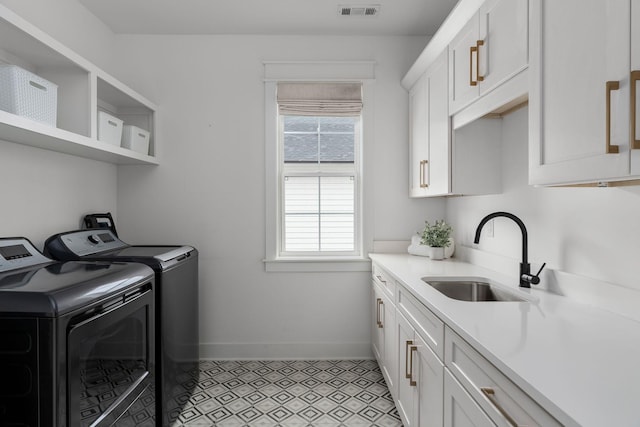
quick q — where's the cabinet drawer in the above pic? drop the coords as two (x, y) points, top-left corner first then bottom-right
(397, 286), (444, 360)
(372, 263), (396, 299)
(445, 328), (561, 427)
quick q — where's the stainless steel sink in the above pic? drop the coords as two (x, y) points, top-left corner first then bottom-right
(421, 278), (527, 302)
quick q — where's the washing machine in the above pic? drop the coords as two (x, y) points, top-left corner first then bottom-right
(0, 236), (156, 426)
(44, 229), (198, 427)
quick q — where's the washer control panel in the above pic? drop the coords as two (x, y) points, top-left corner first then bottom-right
(55, 230), (127, 256)
(0, 238), (52, 273)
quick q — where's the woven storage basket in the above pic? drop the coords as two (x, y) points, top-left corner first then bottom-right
(0, 65), (57, 126)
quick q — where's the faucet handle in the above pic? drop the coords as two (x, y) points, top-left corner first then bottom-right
(522, 262), (546, 286)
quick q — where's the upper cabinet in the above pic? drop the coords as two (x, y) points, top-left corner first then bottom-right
(409, 51), (450, 197)
(404, 0), (529, 198)
(449, 0), (529, 116)
(529, 0), (637, 185)
(408, 51), (502, 199)
(0, 5), (158, 165)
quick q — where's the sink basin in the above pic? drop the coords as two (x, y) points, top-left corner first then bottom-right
(421, 278), (527, 302)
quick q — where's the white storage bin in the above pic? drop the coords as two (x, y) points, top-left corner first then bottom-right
(122, 125), (150, 155)
(0, 64), (57, 126)
(97, 111), (123, 146)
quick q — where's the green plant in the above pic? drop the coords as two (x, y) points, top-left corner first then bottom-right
(420, 220), (452, 248)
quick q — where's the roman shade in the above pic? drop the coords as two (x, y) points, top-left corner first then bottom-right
(277, 82), (363, 116)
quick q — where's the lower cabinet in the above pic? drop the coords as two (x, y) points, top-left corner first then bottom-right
(444, 328), (561, 427)
(372, 279), (397, 398)
(444, 370), (496, 427)
(371, 262), (561, 427)
(396, 310), (444, 427)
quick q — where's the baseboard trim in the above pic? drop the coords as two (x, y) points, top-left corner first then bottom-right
(200, 342), (373, 360)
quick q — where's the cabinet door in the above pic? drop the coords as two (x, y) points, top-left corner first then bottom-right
(427, 51), (451, 196)
(396, 312), (418, 427)
(381, 290), (397, 396)
(415, 334), (444, 427)
(409, 72), (429, 197)
(449, 14), (481, 113)
(478, 0), (529, 95)
(529, 0), (631, 185)
(444, 371), (496, 427)
(630, 3), (640, 175)
(372, 284), (385, 363)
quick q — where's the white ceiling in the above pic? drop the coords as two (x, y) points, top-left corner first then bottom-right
(78, 0), (460, 36)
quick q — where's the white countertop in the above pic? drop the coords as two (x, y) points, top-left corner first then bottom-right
(369, 253), (640, 427)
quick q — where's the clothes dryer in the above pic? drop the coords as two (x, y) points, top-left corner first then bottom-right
(0, 237), (156, 426)
(44, 230), (198, 427)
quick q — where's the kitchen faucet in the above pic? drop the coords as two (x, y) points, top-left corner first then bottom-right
(473, 211), (545, 288)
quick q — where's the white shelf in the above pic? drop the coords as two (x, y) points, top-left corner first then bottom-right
(0, 4), (159, 165)
(0, 110), (158, 165)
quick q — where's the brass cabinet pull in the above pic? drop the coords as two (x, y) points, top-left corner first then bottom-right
(476, 40), (485, 82)
(420, 160), (429, 188)
(606, 81), (620, 154)
(376, 298), (383, 328)
(470, 45), (478, 86)
(409, 345), (418, 386)
(631, 71), (640, 149)
(375, 274), (387, 284)
(480, 387), (519, 427)
(405, 340), (413, 379)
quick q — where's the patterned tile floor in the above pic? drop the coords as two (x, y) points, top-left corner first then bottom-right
(175, 360), (403, 426)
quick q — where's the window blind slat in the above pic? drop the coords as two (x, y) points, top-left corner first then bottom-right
(283, 175), (355, 252)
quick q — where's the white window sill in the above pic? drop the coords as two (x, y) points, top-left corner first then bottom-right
(263, 257), (371, 272)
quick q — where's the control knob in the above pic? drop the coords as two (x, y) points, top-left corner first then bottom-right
(88, 234), (101, 244)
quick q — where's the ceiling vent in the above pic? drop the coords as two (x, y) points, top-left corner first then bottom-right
(339, 5), (380, 17)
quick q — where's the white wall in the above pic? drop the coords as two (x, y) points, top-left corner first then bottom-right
(113, 34), (445, 359)
(0, 0), (115, 70)
(0, 1), (118, 247)
(447, 107), (640, 318)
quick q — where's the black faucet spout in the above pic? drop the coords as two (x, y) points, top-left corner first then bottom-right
(474, 211), (537, 288)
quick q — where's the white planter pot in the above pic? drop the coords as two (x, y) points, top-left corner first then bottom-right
(430, 246), (445, 260)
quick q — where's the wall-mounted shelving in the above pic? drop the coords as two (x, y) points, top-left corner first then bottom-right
(0, 4), (158, 165)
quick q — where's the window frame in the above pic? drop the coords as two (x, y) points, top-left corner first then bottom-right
(263, 62), (375, 272)
(278, 114), (362, 257)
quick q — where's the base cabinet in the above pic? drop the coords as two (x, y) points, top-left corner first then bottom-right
(371, 271), (397, 398)
(445, 328), (561, 427)
(371, 260), (563, 427)
(396, 310), (444, 427)
(444, 371), (496, 427)
(396, 311), (418, 426)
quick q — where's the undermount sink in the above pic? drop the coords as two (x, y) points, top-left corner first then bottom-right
(421, 278), (527, 302)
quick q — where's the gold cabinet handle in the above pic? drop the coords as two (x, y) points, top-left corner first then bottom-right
(405, 340), (413, 379)
(606, 81), (620, 154)
(476, 40), (485, 82)
(409, 345), (418, 386)
(420, 160), (429, 188)
(631, 71), (640, 149)
(469, 45), (478, 86)
(376, 274), (386, 284)
(376, 298), (383, 328)
(480, 387), (520, 427)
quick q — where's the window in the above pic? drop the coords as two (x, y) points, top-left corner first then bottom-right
(263, 61), (374, 271)
(277, 82), (362, 258)
(281, 115), (360, 254)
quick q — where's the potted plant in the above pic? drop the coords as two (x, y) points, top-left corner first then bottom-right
(420, 220), (453, 260)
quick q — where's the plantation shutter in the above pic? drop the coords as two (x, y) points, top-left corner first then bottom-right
(277, 82), (363, 117)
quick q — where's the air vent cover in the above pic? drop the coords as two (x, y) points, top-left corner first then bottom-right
(339, 5), (380, 16)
